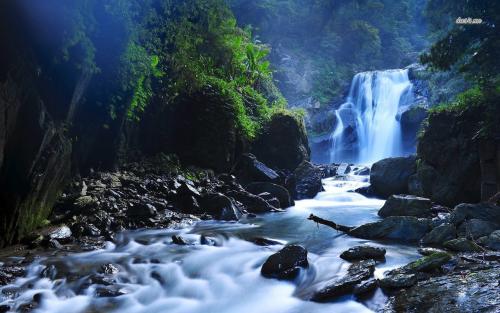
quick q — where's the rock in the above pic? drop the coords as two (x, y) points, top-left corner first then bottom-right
(248, 237), (282, 246)
(350, 216), (432, 242)
(457, 218), (498, 239)
(127, 202), (157, 217)
(444, 238), (483, 252)
(400, 105), (428, 153)
(0, 265), (25, 285)
(340, 245), (386, 261)
(485, 230), (500, 250)
(48, 239), (63, 249)
(245, 182), (294, 208)
(417, 247), (447, 256)
(73, 195), (97, 211)
(379, 273), (417, 289)
(201, 193), (242, 221)
(292, 161), (323, 200)
(261, 245), (308, 280)
(403, 252), (452, 272)
(0, 305), (10, 313)
(378, 195), (432, 218)
(252, 112), (310, 171)
(312, 260), (375, 302)
(450, 203), (500, 225)
(385, 262), (500, 312)
(99, 264), (119, 275)
(412, 108), (482, 206)
(234, 153), (280, 183)
(354, 185), (376, 197)
(172, 235), (187, 245)
(370, 156), (416, 198)
(353, 279), (378, 296)
(422, 223), (456, 245)
(227, 190), (276, 213)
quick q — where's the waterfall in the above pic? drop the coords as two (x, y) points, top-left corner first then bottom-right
(330, 69), (413, 164)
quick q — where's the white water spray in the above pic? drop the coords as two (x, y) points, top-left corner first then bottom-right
(330, 69), (413, 163)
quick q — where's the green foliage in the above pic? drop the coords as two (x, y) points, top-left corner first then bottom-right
(429, 86), (485, 114)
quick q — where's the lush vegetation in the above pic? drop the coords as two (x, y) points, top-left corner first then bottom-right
(230, 0), (428, 106)
(55, 0), (294, 140)
(422, 0), (500, 137)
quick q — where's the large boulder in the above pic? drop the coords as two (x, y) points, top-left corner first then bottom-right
(449, 203), (500, 225)
(485, 230), (500, 250)
(411, 108), (482, 206)
(245, 182), (294, 208)
(227, 190), (276, 214)
(422, 223), (457, 245)
(370, 156), (416, 198)
(200, 193), (242, 221)
(457, 218), (498, 239)
(400, 105), (428, 153)
(312, 259), (375, 302)
(252, 112), (310, 171)
(291, 161), (323, 200)
(350, 216), (432, 242)
(443, 238), (483, 252)
(233, 154), (280, 184)
(378, 195), (432, 218)
(261, 245), (308, 280)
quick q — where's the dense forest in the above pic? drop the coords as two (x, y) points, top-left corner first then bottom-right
(0, 1), (499, 312)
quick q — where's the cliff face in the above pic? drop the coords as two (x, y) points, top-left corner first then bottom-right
(410, 108), (482, 206)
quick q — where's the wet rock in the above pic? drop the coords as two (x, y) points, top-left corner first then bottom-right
(261, 245), (308, 280)
(248, 237), (282, 246)
(403, 252), (451, 272)
(95, 286), (129, 297)
(46, 225), (72, 242)
(370, 156), (416, 198)
(99, 264), (119, 275)
(227, 190), (276, 214)
(350, 216), (432, 242)
(378, 195), (432, 218)
(353, 278), (378, 296)
(379, 273), (417, 289)
(245, 182), (294, 208)
(354, 185), (376, 197)
(234, 153), (280, 183)
(340, 245), (386, 261)
(172, 235), (188, 245)
(201, 193), (242, 221)
(127, 202), (157, 217)
(48, 239), (63, 249)
(444, 238), (483, 252)
(449, 203), (500, 225)
(457, 218), (498, 239)
(422, 223), (456, 245)
(312, 259), (375, 301)
(485, 230), (500, 250)
(292, 161), (323, 200)
(385, 263), (500, 312)
(0, 265), (25, 285)
(0, 305), (10, 313)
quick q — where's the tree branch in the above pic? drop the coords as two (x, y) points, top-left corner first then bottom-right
(308, 214), (354, 233)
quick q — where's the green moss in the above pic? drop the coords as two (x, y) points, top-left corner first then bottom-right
(429, 86), (485, 114)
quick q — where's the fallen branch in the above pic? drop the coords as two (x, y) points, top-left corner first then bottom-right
(308, 214), (354, 233)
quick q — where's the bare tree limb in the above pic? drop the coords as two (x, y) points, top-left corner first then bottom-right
(307, 214), (354, 233)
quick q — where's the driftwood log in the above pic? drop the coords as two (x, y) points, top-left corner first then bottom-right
(308, 214), (354, 233)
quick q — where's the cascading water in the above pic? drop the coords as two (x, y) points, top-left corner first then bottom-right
(330, 69), (414, 164)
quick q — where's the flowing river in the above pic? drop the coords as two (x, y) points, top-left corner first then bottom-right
(0, 173), (421, 313)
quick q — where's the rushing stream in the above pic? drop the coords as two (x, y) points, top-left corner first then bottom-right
(0, 173), (421, 313)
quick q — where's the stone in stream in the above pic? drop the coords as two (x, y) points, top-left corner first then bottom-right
(340, 245), (386, 261)
(227, 190), (277, 213)
(292, 161), (324, 200)
(443, 238), (483, 252)
(245, 182), (294, 208)
(378, 194), (432, 218)
(127, 202), (158, 217)
(171, 235), (188, 245)
(421, 223), (457, 245)
(417, 247), (447, 256)
(261, 245), (308, 280)
(353, 278), (378, 296)
(349, 216), (432, 242)
(312, 259), (375, 302)
(370, 156), (416, 198)
(248, 237), (282, 246)
(234, 153), (280, 183)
